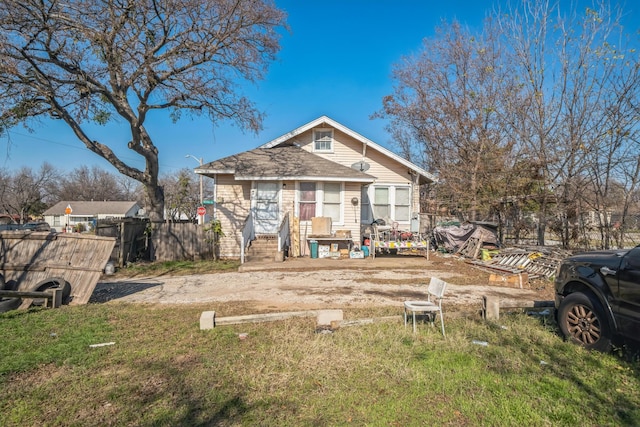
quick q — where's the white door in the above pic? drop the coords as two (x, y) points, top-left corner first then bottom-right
(252, 182), (280, 234)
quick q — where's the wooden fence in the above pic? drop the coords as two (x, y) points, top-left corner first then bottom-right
(96, 219), (216, 265)
(149, 222), (215, 262)
(96, 218), (149, 267)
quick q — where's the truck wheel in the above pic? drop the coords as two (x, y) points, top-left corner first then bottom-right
(558, 292), (612, 352)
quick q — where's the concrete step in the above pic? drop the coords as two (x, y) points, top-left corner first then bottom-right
(246, 238), (282, 262)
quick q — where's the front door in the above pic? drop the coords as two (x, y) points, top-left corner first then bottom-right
(252, 182), (280, 234)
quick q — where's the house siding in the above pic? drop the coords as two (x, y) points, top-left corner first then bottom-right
(343, 182), (362, 245)
(215, 175), (251, 258)
(298, 126), (420, 226)
(297, 128), (412, 184)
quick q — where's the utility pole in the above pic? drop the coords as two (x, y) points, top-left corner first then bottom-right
(186, 154), (204, 225)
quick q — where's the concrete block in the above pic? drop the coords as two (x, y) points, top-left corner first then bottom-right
(200, 311), (216, 330)
(483, 296), (500, 320)
(316, 309), (343, 327)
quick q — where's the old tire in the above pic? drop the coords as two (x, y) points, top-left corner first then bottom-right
(558, 292), (612, 352)
(0, 274), (22, 313)
(29, 278), (71, 306)
(0, 297), (22, 313)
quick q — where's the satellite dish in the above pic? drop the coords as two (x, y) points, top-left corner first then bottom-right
(351, 160), (370, 172)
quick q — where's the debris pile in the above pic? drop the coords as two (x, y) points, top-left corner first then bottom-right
(432, 222), (570, 281)
(466, 246), (571, 280)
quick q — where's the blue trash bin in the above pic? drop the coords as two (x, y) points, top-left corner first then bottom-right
(310, 240), (318, 258)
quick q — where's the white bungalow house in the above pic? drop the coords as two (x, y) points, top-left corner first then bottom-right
(43, 201), (141, 232)
(195, 116), (436, 259)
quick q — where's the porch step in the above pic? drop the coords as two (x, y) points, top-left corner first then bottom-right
(247, 236), (280, 262)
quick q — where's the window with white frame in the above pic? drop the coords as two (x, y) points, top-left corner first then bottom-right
(371, 185), (411, 222)
(313, 129), (333, 152)
(298, 182), (343, 223)
(373, 187), (390, 219)
(299, 182), (316, 221)
(395, 187), (411, 221)
(323, 182), (341, 223)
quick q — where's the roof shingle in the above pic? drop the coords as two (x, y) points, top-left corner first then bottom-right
(199, 146), (375, 182)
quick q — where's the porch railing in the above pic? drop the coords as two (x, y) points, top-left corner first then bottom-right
(240, 214), (255, 264)
(277, 212), (290, 255)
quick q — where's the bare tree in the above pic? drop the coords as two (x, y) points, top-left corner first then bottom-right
(0, 0), (287, 221)
(376, 20), (523, 222)
(498, 0), (639, 248)
(0, 163), (59, 222)
(161, 168), (199, 221)
(53, 165), (130, 201)
(116, 174), (145, 207)
(378, 1), (639, 248)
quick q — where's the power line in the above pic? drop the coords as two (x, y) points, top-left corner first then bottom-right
(3, 130), (188, 173)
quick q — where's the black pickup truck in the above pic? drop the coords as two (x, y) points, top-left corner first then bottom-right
(555, 246), (640, 352)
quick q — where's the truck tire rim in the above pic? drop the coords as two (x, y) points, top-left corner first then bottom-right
(566, 303), (601, 344)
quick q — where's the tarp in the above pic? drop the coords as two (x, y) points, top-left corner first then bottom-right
(432, 222), (498, 252)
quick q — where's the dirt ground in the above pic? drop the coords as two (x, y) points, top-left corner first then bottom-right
(92, 252), (556, 312)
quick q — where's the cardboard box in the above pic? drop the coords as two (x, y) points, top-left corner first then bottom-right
(311, 217), (332, 236)
(335, 229), (351, 238)
(318, 245), (330, 258)
(349, 251), (365, 259)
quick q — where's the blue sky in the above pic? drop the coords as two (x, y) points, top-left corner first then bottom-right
(0, 1), (636, 176)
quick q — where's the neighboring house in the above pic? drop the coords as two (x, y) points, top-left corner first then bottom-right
(196, 116), (437, 258)
(43, 201), (141, 232)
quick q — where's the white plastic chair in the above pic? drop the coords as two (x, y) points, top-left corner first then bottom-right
(404, 277), (448, 336)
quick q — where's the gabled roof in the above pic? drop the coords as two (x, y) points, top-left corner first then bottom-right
(260, 115), (437, 184)
(197, 145), (375, 182)
(43, 201), (140, 216)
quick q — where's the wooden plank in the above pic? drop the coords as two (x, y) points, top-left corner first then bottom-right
(0, 290), (53, 298)
(292, 216), (300, 257)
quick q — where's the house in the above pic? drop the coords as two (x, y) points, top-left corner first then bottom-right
(43, 201), (141, 232)
(196, 116), (436, 259)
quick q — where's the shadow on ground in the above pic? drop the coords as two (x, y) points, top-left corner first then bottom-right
(89, 281), (163, 303)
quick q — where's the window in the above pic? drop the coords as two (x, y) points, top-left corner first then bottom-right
(373, 187), (390, 219)
(370, 185), (411, 222)
(299, 182), (316, 221)
(313, 129), (333, 152)
(298, 182), (343, 223)
(323, 182), (341, 223)
(395, 187), (411, 221)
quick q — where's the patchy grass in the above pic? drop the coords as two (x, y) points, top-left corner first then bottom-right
(1, 304), (639, 426)
(111, 259), (240, 278)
